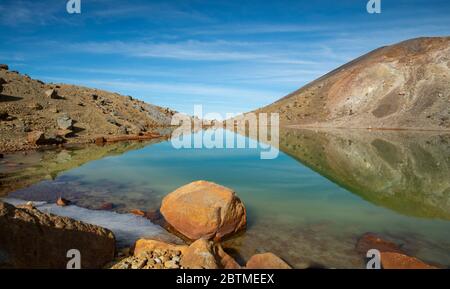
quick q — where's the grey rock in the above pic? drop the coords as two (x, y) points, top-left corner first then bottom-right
(57, 115), (74, 130)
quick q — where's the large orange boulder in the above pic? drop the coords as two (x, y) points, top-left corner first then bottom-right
(380, 252), (438, 269)
(246, 253), (292, 269)
(160, 181), (246, 241)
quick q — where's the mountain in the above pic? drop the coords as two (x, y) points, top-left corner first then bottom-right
(253, 37), (450, 130)
(0, 65), (176, 152)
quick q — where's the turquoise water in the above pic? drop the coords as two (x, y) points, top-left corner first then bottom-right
(5, 129), (450, 268)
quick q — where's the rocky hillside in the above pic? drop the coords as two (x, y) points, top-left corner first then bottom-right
(253, 37), (450, 130)
(0, 65), (176, 152)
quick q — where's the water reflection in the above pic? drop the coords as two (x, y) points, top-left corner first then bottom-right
(278, 128), (450, 220)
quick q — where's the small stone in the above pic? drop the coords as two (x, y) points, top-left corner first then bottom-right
(56, 197), (70, 207)
(154, 257), (162, 264)
(57, 115), (74, 130)
(130, 209), (146, 216)
(27, 131), (46, 145)
(164, 260), (180, 269)
(45, 89), (61, 99)
(172, 256), (181, 263)
(92, 94), (99, 101)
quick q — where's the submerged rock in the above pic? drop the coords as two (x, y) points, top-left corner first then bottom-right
(56, 197), (70, 207)
(246, 253), (292, 269)
(0, 201), (115, 268)
(160, 180), (247, 241)
(380, 252), (438, 269)
(356, 232), (404, 255)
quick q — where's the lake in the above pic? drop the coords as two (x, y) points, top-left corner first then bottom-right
(1, 128), (449, 268)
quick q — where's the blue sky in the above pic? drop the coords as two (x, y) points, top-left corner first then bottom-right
(1, 0), (449, 115)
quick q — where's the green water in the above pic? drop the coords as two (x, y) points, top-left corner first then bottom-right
(3, 128), (450, 268)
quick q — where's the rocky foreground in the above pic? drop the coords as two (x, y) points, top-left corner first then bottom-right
(0, 180), (441, 269)
(0, 64), (177, 153)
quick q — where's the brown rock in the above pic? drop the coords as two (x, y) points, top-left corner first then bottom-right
(380, 252), (438, 269)
(27, 131), (46, 145)
(0, 201), (115, 268)
(180, 239), (219, 269)
(160, 180), (247, 240)
(246, 253), (292, 269)
(0, 64), (8, 70)
(356, 233), (403, 255)
(95, 136), (106, 145)
(56, 197), (70, 207)
(130, 209), (146, 216)
(215, 243), (241, 269)
(133, 239), (187, 257)
(98, 202), (114, 210)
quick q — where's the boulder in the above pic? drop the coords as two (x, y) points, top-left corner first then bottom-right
(27, 131), (46, 145)
(380, 252), (438, 269)
(0, 201), (115, 268)
(0, 64), (8, 70)
(246, 253), (292, 269)
(57, 115), (74, 130)
(356, 233), (403, 255)
(160, 180), (247, 240)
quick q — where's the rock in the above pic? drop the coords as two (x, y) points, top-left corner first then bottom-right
(0, 153), (3, 159)
(0, 201), (115, 268)
(56, 197), (70, 207)
(57, 115), (74, 130)
(133, 239), (187, 257)
(130, 209), (146, 216)
(0, 64), (8, 70)
(246, 253), (292, 269)
(380, 252), (438, 269)
(356, 233), (403, 255)
(180, 239), (219, 269)
(215, 243), (241, 269)
(98, 202), (114, 210)
(45, 89), (61, 99)
(27, 131), (46, 145)
(91, 94), (98, 101)
(57, 129), (73, 138)
(160, 180), (247, 240)
(164, 260), (179, 269)
(95, 136), (106, 145)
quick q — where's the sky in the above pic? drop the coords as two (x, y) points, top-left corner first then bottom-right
(1, 0), (449, 116)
